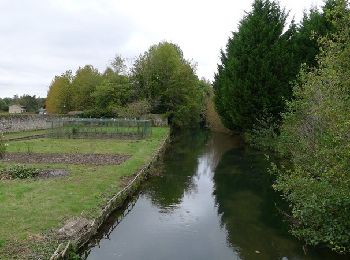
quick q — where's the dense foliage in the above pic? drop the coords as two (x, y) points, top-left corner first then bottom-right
(292, 1), (336, 68)
(45, 43), (206, 128)
(132, 42), (205, 128)
(46, 71), (73, 113)
(46, 60), (130, 115)
(214, 0), (338, 133)
(214, 0), (297, 132)
(274, 1), (350, 252)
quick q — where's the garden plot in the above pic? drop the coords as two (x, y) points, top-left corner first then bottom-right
(0, 127), (169, 259)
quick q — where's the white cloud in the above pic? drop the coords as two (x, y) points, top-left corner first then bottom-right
(0, 0), (324, 98)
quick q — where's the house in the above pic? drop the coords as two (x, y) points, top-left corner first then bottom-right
(9, 104), (26, 114)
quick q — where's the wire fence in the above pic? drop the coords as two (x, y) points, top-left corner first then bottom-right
(47, 118), (152, 139)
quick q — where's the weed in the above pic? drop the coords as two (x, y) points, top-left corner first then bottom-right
(1, 165), (40, 179)
(0, 133), (8, 159)
(24, 142), (33, 154)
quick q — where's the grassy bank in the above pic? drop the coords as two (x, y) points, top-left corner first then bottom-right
(0, 127), (169, 259)
(3, 129), (47, 140)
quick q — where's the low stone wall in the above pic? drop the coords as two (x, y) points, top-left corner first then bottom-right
(50, 132), (170, 260)
(0, 114), (55, 133)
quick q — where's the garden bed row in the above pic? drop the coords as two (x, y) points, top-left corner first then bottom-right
(1, 152), (130, 165)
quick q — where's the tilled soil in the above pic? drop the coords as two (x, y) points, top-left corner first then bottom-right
(37, 169), (69, 178)
(1, 153), (130, 165)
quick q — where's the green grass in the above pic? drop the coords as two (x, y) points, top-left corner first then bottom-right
(2, 129), (47, 140)
(0, 127), (169, 258)
(48, 126), (147, 138)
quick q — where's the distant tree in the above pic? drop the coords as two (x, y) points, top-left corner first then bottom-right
(132, 41), (203, 128)
(93, 59), (134, 109)
(36, 97), (46, 109)
(0, 98), (10, 111)
(111, 54), (128, 75)
(0, 96), (44, 113)
(71, 65), (102, 111)
(214, 0), (297, 132)
(46, 71), (72, 113)
(18, 95), (39, 112)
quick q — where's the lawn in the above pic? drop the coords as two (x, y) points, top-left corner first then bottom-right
(2, 129), (47, 140)
(0, 127), (169, 258)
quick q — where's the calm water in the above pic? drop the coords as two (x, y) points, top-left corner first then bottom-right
(81, 131), (346, 260)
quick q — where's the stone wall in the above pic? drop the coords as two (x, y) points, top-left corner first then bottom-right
(0, 114), (55, 133)
(0, 114), (168, 133)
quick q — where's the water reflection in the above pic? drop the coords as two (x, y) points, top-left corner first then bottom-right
(143, 130), (210, 208)
(82, 131), (346, 260)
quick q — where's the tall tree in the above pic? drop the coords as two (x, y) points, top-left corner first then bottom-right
(46, 71), (72, 113)
(71, 65), (102, 111)
(92, 66), (133, 111)
(132, 41), (203, 127)
(292, 1), (337, 69)
(214, 0), (298, 132)
(111, 54), (127, 75)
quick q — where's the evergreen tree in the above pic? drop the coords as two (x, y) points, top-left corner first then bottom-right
(214, 0), (298, 132)
(292, 1), (337, 69)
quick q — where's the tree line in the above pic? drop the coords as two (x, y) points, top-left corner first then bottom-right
(46, 42), (210, 128)
(0, 95), (45, 113)
(214, 0), (349, 253)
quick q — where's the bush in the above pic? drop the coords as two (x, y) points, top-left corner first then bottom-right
(1, 165), (40, 179)
(80, 107), (115, 118)
(244, 114), (279, 151)
(116, 99), (151, 118)
(274, 3), (350, 252)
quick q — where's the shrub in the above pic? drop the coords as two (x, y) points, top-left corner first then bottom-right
(1, 165), (40, 179)
(274, 3), (350, 252)
(116, 100), (151, 118)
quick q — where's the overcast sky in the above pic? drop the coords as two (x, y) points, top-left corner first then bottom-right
(0, 0), (324, 98)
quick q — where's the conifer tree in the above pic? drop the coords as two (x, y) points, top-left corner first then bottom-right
(214, 0), (297, 132)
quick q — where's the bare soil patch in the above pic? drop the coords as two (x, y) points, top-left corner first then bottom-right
(1, 153), (130, 165)
(37, 169), (69, 179)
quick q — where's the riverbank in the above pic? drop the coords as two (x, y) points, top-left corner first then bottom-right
(0, 127), (169, 259)
(82, 130), (348, 260)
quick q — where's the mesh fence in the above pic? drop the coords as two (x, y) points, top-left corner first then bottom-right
(47, 118), (152, 139)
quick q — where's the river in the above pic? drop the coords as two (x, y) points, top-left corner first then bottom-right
(81, 130), (346, 260)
